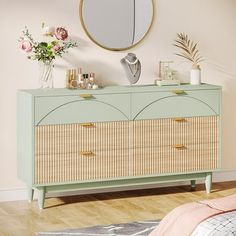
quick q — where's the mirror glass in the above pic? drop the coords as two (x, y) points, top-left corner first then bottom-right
(80, 0), (154, 51)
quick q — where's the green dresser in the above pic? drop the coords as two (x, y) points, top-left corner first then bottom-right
(17, 84), (222, 209)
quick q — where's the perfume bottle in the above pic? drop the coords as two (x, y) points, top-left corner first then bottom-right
(83, 74), (90, 89)
(77, 68), (83, 84)
(69, 69), (78, 89)
(89, 73), (95, 85)
(66, 69), (71, 88)
(85, 73), (94, 89)
(78, 73), (86, 89)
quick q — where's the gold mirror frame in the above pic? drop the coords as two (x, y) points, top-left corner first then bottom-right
(79, 0), (155, 51)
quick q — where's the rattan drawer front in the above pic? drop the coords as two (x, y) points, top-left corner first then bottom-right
(35, 121), (129, 156)
(79, 121), (129, 151)
(34, 121), (129, 184)
(132, 116), (219, 148)
(35, 149), (129, 184)
(132, 142), (219, 176)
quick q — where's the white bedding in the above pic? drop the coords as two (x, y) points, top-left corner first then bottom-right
(192, 211), (236, 236)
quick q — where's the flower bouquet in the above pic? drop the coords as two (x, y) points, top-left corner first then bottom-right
(19, 23), (78, 88)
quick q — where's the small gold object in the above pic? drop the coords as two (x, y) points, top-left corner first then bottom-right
(79, 94), (93, 99)
(66, 69), (71, 88)
(80, 151), (94, 156)
(173, 118), (186, 122)
(172, 144), (186, 149)
(66, 69), (78, 89)
(80, 123), (94, 127)
(172, 90), (185, 95)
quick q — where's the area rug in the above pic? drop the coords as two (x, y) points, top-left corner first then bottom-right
(37, 220), (159, 236)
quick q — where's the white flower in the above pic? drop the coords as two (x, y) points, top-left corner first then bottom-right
(42, 26), (55, 36)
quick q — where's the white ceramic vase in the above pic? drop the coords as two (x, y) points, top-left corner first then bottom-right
(190, 65), (201, 85)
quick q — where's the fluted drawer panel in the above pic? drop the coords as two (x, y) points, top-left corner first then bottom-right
(35, 150), (129, 184)
(34, 122), (129, 184)
(79, 121), (129, 151)
(132, 116), (219, 176)
(132, 116), (219, 148)
(35, 122), (129, 156)
(132, 142), (219, 176)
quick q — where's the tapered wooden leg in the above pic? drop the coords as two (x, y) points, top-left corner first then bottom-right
(205, 173), (212, 194)
(38, 187), (46, 210)
(28, 187), (34, 202)
(190, 180), (196, 190)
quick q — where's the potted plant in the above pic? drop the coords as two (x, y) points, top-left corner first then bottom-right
(174, 33), (204, 85)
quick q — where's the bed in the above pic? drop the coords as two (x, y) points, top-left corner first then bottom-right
(149, 194), (236, 236)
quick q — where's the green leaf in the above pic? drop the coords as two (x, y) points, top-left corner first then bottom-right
(38, 42), (48, 47)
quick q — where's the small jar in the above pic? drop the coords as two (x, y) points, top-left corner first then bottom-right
(92, 84), (99, 90)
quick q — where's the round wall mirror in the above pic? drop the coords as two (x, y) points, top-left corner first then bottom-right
(79, 0), (154, 51)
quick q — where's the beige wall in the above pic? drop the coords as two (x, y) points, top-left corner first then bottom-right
(0, 0), (236, 189)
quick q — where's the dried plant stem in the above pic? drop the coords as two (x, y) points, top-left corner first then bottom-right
(174, 33), (204, 66)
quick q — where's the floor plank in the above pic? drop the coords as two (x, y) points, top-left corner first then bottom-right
(0, 181), (236, 236)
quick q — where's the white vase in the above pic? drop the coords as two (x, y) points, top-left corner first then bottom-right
(190, 65), (201, 85)
(38, 61), (54, 88)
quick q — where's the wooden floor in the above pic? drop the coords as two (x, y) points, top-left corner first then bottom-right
(1, 181), (236, 236)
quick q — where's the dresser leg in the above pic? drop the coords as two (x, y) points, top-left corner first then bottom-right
(38, 187), (46, 209)
(28, 187), (34, 202)
(190, 180), (196, 190)
(205, 173), (212, 194)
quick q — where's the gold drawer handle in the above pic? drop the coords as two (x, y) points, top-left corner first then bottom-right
(172, 90), (185, 95)
(79, 94), (93, 99)
(173, 118), (186, 122)
(172, 144), (186, 149)
(80, 151), (94, 156)
(80, 123), (94, 127)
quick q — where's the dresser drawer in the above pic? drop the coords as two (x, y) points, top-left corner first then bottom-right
(35, 93), (130, 125)
(35, 121), (129, 156)
(132, 116), (219, 148)
(131, 89), (221, 120)
(132, 142), (219, 176)
(35, 149), (129, 184)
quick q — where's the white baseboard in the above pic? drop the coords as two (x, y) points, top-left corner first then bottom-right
(0, 188), (28, 202)
(1, 171), (236, 202)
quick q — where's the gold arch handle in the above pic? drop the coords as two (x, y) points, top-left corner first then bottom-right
(173, 118), (186, 122)
(172, 90), (185, 95)
(172, 144), (186, 149)
(80, 151), (94, 156)
(80, 123), (95, 127)
(79, 94), (93, 99)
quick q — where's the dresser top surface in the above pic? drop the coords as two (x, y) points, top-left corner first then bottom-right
(19, 83), (221, 96)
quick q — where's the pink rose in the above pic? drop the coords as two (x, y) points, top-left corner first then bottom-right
(20, 40), (32, 52)
(53, 44), (61, 52)
(54, 27), (68, 40)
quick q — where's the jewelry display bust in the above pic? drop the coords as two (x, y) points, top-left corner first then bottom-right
(121, 53), (141, 85)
